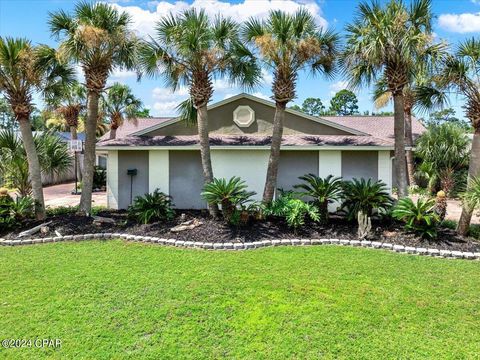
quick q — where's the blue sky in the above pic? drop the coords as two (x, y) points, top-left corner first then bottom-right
(1, 0), (479, 119)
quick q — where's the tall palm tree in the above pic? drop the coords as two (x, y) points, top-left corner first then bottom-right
(373, 70), (446, 186)
(423, 38), (480, 235)
(102, 83), (142, 140)
(46, 80), (86, 181)
(49, 1), (138, 215)
(0, 37), (74, 219)
(243, 9), (339, 203)
(139, 9), (260, 217)
(342, 0), (439, 198)
(47, 81), (86, 141)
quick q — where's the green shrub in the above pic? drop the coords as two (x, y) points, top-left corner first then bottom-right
(10, 196), (35, 221)
(93, 166), (107, 189)
(294, 174), (342, 223)
(0, 194), (34, 230)
(392, 197), (439, 239)
(264, 191), (319, 232)
(340, 178), (393, 220)
(128, 189), (175, 224)
(46, 206), (79, 217)
(201, 177), (256, 223)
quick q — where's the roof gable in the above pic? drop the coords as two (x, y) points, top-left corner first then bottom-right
(134, 93), (367, 137)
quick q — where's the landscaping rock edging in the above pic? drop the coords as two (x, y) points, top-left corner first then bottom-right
(0, 234), (479, 260)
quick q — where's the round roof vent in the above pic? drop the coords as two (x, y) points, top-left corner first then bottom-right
(233, 105), (255, 127)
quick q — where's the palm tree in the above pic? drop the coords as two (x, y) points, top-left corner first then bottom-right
(102, 83), (142, 140)
(373, 71), (446, 186)
(49, 1), (138, 215)
(243, 9), (339, 203)
(342, 0), (439, 198)
(47, 81), (86, 141)
(0, 37), (74, 219)
(425, 38), (480, 235)
(139, 9), (260, 217)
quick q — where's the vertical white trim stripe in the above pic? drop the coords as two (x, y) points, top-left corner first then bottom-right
(319, 150), (342, 212)
(148, 150), (170, 194)
(377, 151), (392, 193)
(107, 150), (119, 209)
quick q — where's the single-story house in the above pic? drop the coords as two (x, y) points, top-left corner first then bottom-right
(96, 93), (425, 209)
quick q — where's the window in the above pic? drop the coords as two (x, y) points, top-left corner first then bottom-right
(233, 105), (255, 127)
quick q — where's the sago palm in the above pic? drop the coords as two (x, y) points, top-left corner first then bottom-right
(294, 174), (342, 224)
(49, 1), (139, 215)
(139, 9), (261, 217)
(342, 0), (441, 198)
(0, 37), (74, 219)
(101, 83), (142, 140)
(243, 9), (339, 203)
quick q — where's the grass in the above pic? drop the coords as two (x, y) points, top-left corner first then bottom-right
(1, 241), (479, 359)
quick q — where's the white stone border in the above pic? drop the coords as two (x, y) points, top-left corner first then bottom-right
(0, 234), (479, 260)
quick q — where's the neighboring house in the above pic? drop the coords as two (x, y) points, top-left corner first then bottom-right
(96, 93), (426, 210)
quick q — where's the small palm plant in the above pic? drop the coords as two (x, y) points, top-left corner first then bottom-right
(201, 177), (256, 223)
(102, 83), (142, 140)
(392, 197), (439, 239)
(341, 178), (393, 238)
(294, 174), (342, 224)
(461, 177), (480, 215)
(128, 189), (175, 225)
(341, 178), (393, 220)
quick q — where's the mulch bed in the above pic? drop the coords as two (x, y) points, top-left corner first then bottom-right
(2, 210), (479, 252)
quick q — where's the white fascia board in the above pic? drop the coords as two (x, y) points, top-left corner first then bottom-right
(132, 93), (368, 136)
(97, 145), (394, 151)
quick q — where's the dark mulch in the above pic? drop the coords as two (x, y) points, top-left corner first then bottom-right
(2, 210), (479, 252)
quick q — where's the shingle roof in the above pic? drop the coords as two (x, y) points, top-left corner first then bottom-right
(99, 117), (172, 141)
(320, 116), (426, 141)
(97, 134), (393, 148)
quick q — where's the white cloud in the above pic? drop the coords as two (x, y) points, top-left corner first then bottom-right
(438, 12), (480, 33)
(113, 0), (327, 38)
(151, 86), (189, 115)
(329, 80), (348, 95)
(111, 68), (136, 79)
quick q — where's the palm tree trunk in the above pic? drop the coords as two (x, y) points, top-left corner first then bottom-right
(109, 127), (117, 140)
(197, 104), (219, 217)
(18, 117), (45, 220)
(79, 90), (99, 215)
(263, 101), (286, 203)
(405, 109), (416, 186)
(393, 94), (408, 198)
(457, 129), (480, 235)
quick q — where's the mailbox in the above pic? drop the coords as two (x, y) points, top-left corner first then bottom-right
(127, 168), (137, 176)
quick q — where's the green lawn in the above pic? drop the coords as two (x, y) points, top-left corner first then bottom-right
(1, 241), (479, 359)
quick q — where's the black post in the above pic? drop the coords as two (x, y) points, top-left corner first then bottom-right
(74, 151), (78, 195)
(130, 174), (133, 205)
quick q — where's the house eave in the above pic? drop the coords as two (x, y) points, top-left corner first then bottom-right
(96, 145), (395, 151)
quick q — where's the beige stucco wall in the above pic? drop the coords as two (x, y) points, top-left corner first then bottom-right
(146, 98), (353, 137)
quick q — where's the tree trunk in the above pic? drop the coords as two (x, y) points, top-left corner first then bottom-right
(393, 94), (408, 198)
(263, 101), (286, 203)
(404, 109), (416, 186)
(457, 129), (480, 235)
(109, 127), (117, 140)
(197, 104), (219, 217)
(79, 90), (99, 215)
(18, 117), (45, 220)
